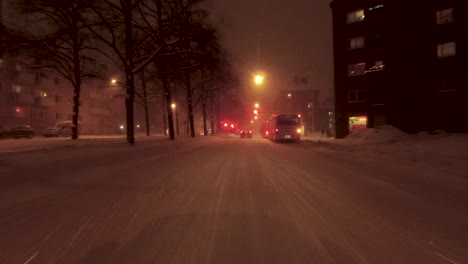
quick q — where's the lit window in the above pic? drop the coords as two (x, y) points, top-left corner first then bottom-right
(307, 102), (313, 108)
(347, 36), (365, 50)
(437, 42), (456, 58)
(346, 9), (365, 24)
(347, 63), (366, 76)
(436, 8), (454, 25)
(12, 85), (22, 93)
(36, 91), (47, 97)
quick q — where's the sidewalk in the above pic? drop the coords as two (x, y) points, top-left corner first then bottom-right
(0, 134), (167, 154)
(301, 132), (334, 141)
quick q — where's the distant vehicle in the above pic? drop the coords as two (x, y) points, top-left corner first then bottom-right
(260, 122), (269, 138)
(265, 114), (302, 142)
(0, 125), (35, 139)
(43, 121), (80, 137)
(240, 129), (253, 139)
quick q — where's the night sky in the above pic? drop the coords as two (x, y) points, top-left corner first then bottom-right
(211, 0), (334, 109)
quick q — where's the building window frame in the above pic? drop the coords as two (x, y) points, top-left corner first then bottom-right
(54, 95), (62, 103)
(12, 84), (22, 93)
(347, 36), (365, 50)
(437, 42), (456, 58)
(347, 62), (366, 76)
(436, 8), (454, 25)
(348, 90), (366, 103)
(346, 9), (365, 24)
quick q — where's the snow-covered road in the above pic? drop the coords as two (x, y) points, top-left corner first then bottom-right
(0, 132), (467, 264)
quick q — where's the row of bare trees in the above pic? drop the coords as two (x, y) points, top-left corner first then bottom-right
(2, 0), (236, 144)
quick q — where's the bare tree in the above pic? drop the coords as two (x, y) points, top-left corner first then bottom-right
(83, 0), (169, 144)
(11, 0), (97, 140)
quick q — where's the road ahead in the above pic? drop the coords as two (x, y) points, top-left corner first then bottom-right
(0, 135), (467, 264)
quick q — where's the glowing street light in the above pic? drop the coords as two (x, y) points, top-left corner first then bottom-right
(254, 74), (264, 85)
(171, 103), (176, 109)
(254, 103), (259, 108)
(111, 79), (117, 85)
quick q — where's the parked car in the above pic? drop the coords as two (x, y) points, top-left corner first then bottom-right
(1, 125), (35, 139)
(43, 121), (80, 137)
(240, 129), (253, 139)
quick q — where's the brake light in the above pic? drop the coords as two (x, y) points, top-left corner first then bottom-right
(266, 131), (269, 135)
(275, 129), (278, 132)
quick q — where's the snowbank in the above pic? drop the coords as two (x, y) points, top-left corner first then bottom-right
(312, 126), (468, 175)
(342, 125), (409, 144)
(0, 134), (166, 154)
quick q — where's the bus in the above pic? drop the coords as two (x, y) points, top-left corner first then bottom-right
(265, 114), (302, 142)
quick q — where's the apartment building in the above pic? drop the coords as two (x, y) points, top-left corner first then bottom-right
(330, 0), (468, 138)
(0, 57), (126, 134)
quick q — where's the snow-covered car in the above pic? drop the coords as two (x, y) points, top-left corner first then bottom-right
(1, 125), (35, 139)
(43, 121), (80, 137)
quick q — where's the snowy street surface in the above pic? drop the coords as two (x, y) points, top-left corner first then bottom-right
(1, 128), (467, 264)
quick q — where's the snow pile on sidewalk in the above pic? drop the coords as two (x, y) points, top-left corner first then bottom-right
(326, 126), (468, 174)
(0, 134), (166, 154)
(342, 125), (409, 144)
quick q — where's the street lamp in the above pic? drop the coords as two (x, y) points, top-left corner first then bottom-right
(171, 103), (179, 135)
(254, 74), (264, 86)
(111, 78), (117, 85)
(254, 103), (259, 108)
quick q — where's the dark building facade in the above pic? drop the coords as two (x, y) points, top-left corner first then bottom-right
(330, 0), (468, 138)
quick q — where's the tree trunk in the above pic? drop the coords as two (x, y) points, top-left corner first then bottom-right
(124, 0), (135, 145)
(71, 3), (81, 140)
(186, 73), (195, 137)
(141, 71), (150, 136)
(202, 90), (208, 136)
(125, 71), (135, 144)
(163, 76), (175, 140)
(209, 91), (215, 135)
